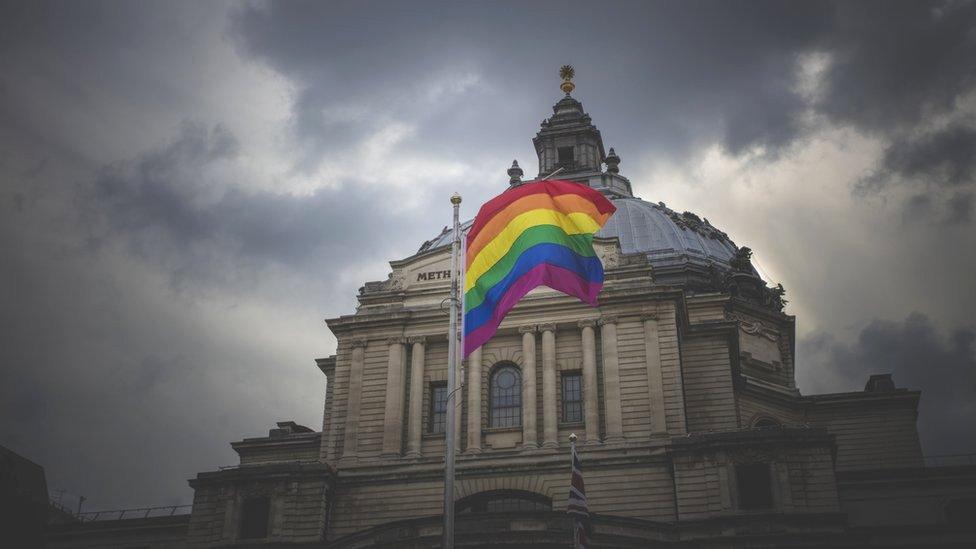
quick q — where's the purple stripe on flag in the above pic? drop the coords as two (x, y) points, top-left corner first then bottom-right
(463, 262), (602, 356)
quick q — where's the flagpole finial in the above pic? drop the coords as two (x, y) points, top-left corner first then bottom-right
(569, 433), (578, 443)
(559, 65), (575, 95)
(451, 193), (462, 205)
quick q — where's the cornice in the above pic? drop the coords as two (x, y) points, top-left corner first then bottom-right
(315, 356), (337, 376)
(189, 461), (334, 488)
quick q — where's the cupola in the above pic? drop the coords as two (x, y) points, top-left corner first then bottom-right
(532, 65), (607, 178)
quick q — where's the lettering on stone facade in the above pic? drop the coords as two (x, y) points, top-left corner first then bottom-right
(416, 270), (452, 281)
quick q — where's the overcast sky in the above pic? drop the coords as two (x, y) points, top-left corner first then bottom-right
(2, 0), (975, 511)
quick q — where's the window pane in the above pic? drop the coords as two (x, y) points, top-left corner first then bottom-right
(430, 384), (447, 433)
(736, 463), (773, 510)
(490, 365), (522, 428)
(562, 373), (582, 423)
(240, 496), (270, 539)
(457, 490), (552, 514)
(558, 146), (574, 165)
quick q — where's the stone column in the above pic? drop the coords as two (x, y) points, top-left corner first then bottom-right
(520, 325), (538, 449)
(540, 323), (558, 448)
(600, 316), (624, 443)
(342, 339), (368, 460)
(382, 337), (407, 456)
(405, 336), (426, 458)
(466, 346), (483, 453)
(579, 319), (600, 443)
(643, 313), (668, 435)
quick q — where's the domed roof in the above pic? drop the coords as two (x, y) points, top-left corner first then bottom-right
(416, 194), (742, 285)
(600, 196), (738, 271)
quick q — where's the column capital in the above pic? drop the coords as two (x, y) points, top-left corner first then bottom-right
(538, 322), (557, 333)
(598, 315), (619, 326)
(519, 324), (538, 334)
(641, 311), (658, 321)
(407, 335), (427, 345)
(386, 336), (407, 346)
(350, 339), (368, 349)
(577, 318), (598, 329)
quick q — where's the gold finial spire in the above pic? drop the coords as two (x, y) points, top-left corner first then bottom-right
(559, 64), (575, 95)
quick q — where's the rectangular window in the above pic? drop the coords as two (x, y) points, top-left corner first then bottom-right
(429, 383), (447, 434)
(239, 496), (271, 539)
(735, 463), (773, 510)
(561, 372), (583, 423)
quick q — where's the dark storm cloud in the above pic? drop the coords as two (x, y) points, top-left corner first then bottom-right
(229, 1), (976, 164)
(228, 0), (835, 164)
(860, 123), (976, 223)
(876, 124), (976, 188)
(800, 313), (976, 455)
(80, 121), (422, 293)
(819, 1), (976, 223)
(816, 0), (976, 134)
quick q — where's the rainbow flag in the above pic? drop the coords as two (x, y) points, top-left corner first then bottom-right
(463, 180), (616, 357)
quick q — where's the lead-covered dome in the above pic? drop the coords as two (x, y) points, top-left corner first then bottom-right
(598, 196), (740, 286)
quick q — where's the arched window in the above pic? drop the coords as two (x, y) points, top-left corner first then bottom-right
(490, 363), (521, 428)
(457, 490), (552, 514)
(752, 416), (781, 428)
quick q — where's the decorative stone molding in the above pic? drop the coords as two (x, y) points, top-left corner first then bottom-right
(729, 446), (774, 464)
(388, 268), (406, 290)
(386, 336), (406, 346)
(727, 314), (780, 341)
(350, 339), (368, 349)
(640, 309), (658, 321)
(406, 336), (427, 345)
(538, 323), (557, 333)
(598, 315), (619, 326)
(577, 318), (598, 329)
(595, 242), (620, 269)
(518, 324), (538, 334)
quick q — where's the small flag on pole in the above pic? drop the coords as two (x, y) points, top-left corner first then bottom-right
(463, 180), (616, 357)
(567, 434), (590, 549)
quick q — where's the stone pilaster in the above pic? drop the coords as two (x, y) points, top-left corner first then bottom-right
(642, 312), (668, 435)
(540, 323), (558, 448)
(466, 346), (483, 453)
(520, 325), (539, 449)
(600, 316), (624, 443)
(342, 339), (368, 461)
(405, 336), (426, 458)
(578, 319), (600, 444)
(382, 337), (407, 456)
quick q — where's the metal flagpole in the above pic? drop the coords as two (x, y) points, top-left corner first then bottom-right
(443, 192), (462, 549)
(443, 171), (560, 547)
(569, 433), (578, 549)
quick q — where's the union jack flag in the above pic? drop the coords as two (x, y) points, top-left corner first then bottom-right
(567, 442), (589, 549)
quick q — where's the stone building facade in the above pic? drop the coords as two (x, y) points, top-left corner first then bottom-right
(47, 74), (976, 548)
